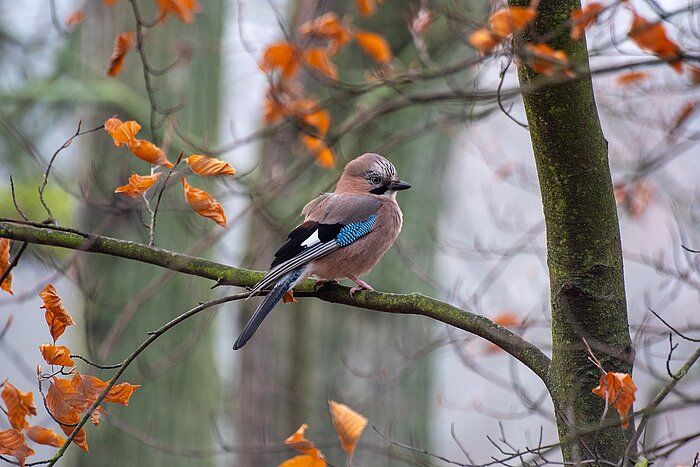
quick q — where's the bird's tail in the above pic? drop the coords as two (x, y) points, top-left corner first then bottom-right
(233, 267), (306, 350)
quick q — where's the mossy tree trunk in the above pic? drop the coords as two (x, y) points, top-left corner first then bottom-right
(508, 0), (635, 463)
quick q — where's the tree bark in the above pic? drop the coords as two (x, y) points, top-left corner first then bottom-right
(508, 0), (636, 463)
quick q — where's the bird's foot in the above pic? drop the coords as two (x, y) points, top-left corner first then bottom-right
(313, 278), (339, 291)
(348, 275), (373, 298)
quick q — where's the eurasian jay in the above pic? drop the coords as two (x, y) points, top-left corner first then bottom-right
(233, 153), (411, 349)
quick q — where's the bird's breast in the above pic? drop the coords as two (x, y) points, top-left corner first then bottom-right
(309, 201), (403, 280)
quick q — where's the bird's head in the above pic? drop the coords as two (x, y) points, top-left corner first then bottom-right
(335, 153), (411, 197)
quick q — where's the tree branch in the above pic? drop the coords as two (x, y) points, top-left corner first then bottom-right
(0, 218), (551, 386)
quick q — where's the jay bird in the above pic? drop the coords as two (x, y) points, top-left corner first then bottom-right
(233, 153), (411, 349)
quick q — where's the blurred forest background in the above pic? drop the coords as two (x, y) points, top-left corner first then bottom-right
(1, 0), (699, 466)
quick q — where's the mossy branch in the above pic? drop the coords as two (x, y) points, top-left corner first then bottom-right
(0, 218), (551, 385)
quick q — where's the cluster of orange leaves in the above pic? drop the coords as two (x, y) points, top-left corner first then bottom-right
(0, 285), (139, 466)
(260, 3), (393, 169)
(105, 117), (235, 228)
(280, 401), (368, 467)
(468, 0), (696, 80)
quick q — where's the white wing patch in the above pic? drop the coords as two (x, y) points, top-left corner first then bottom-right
(301, 230), (321, 248)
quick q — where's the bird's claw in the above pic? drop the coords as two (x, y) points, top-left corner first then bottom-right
(349, 284), (373, 299)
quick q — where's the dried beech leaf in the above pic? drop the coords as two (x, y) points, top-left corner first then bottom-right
(107, 31), (135, 77)
(1, 383), (37, 431)
(525, 43), (575, 77)
(592, 372), (637, 429)
(303, 48), (339, 80)
(0, 429), (34, 467)
(114, 173), (162, 198)
(615, 71), (649, 85)
(489, 6), (536, 38)
(570, 2), (604, 41)
(157, 0), (200, 23)
(355, 30), (393, 64)
(39, 344), (75, 367)
(628, 13), (683, 73)
(260, 43), (300, 79)
(186, 155), (236, 176)
(181, 178), (228, 228)
(127, 139), (174, 168)
(299, 13), (351, 55)
(1, 238), (12, 295)
(105, 118), (141, 148)
(39, 284), (75, 342)
(468, 28), (500, 53)
(25, 426), (65, 448)
(328, 400), (367, 461)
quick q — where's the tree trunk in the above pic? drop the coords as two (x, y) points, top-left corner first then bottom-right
(509, 0), (635, 463)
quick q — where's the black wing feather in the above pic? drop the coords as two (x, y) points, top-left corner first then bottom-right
(270, 221), (343, 268)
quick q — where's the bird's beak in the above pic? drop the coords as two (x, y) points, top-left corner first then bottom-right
(386, 180), (412, 191)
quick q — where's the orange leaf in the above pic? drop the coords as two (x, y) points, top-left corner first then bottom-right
(1, 238), (12, 295)
(0, 429), (34, 467)
(300, 109), (330, 137)
(284, 424), (324, 459)
(279, 454), (327, 467)
(107, 31), (135, 77)
(615, 70), (649, 85)
(356, 0), (375, 17)
(355, 31), (393, 64)
(103, 0), (121, 4)
(127, 139), (174, 168)
(104, 382), (140, 405)
(303, 48), (339, 80)
(114, 173), (162, 198)
(39, 344), (75, 367)
(493, 312), (520, 327)
(181, 178), (227, 228)
(570, 2), (604, 41)
(105, 118), (141, 148)
(25, 426), (65, 448)
(186, 155), (236, 176)
(260, 42), (301, 79)
(488, 5), (537, 38)
(592, 372), (637, 429)
(157, 0), (200, 23)
(299, 13), (351, 55)
(1, 383), (37, 431)
(282, 290), (296, 304)
(45, 378), (88, 452)
(468, 28), (500, 53)
(39, 284), (75, 342)
(525, 43), (575, 77)
(313, 145), (335, 169)
(65, 9), (85, 27)
(628, 13), (683, 73)
(328, 401), (367, 461)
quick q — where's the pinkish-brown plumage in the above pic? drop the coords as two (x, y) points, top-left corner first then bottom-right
(233, 153), (410, 349)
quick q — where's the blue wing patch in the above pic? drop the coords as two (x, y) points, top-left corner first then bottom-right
(335, 214), (377, 247)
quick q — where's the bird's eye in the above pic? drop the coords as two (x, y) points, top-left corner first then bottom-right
(369, 176), (381, 185)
